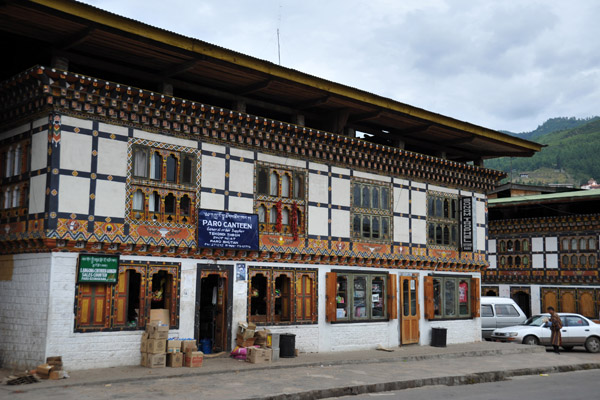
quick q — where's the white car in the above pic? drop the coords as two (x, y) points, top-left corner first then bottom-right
(491, 313), (600, 353)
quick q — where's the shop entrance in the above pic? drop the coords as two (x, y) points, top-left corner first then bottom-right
(195, 265), (233, 354)
(400, 276), (420, 345)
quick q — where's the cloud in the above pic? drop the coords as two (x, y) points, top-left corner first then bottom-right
(83, 0), (600, 133)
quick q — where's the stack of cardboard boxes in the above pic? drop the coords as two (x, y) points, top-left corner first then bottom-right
(182, 339), (203, 368)
(166, 338), (183, 368)
(141, 322), (169, 368)
(235, 323), (280, 364)
(35, 356), (67, 380)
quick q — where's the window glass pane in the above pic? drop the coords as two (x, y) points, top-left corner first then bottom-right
(515, 240), (521, 251)
(589, 238), (597, 250)
(372, 217), (380, 239)
(5, 149), (13, 177)
(274, 275), (291, 321)
(353, 215), (361, 236)
(166, 155), (177, 182)
(403, 279), (409, 316)
(444, 279), (456, 317)
(362, 216), (370, 238)
(458, 280), (469, 315)
(258, 205), (266, 223)
(571, 239), (578, 251)
(580, 255), (587, 265)
(507, 240), (513, 251)
(522, 240), (529, 251)
(282, 208), (289, 225)
(371, 276), (385, 318)
(410, 280), (417, 316)
(257, 169), (268, 195)
(353, 185), (361, 208)
(435, 198), (443, 217)
(500, 257), (505, 266)
(496, 304), (519, 317)
(133, 149), (147, 178)
(180, 195), (190, 217)
(523, 256), (529, 265)
(451, 199), (457, 219)
(443, 226), (450, 245)
(428, 223), (435, 243)
(507, 256), (513, 266)
(149, 191), (159, 212)
(181, 156), (193, 184)
(293, 173), (303, 198)
(433, 278), (442, 317)
(133, 189), (144, 211)
(562, 239), (569, 250)
(150, 152), (162, 180)
(381, 188), (389, 210)
(250, 274), (268, 317)
(372, 187), (379, 210)
(435, 225), (442, 244)
(362, 186), (370, 209)
(589, 255), (596, 266)
(481, 304), (493, 317)
(270, 207), (277, 225)
(428, 197), (435, 216)
(571, 255), (577, 265)
(336, 276), (348, 319)
(12, 188), (19, 208)
(270, 172), (278, 196)
(352, 276), (367, 318)
(443, 199), (449, 218)
(515, 256), (521, 265)
(580, 238), (587, 251)
(562, 255), (569, 266)
(281, 174), (290, 198)
(382, 218), (389, 239)
(451, 225), (457, 246)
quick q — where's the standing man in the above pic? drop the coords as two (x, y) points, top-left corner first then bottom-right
(547, 306), (562, 354)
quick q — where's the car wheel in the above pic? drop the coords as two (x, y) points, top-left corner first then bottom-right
(585, 337), (600, 353)
(523, 335), (539, 346)
(561, 345), (574, 351)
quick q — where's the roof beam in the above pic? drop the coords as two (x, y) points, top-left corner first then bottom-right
(236, 79), (272, 96)
(56, 26), (96, 50)
(161, 59), (201, 78)
(348, 110), (383, 123)
(295, 95), (330, 110)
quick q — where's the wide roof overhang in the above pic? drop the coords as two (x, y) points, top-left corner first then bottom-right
(0, 0), (542, 162)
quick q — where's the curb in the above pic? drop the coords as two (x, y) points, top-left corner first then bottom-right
(2, 346), (543, 392)
(250, 362), (600, 400)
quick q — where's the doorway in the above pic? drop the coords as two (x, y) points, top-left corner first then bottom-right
(512, 290), (531, 318)
(400, 276), (420, 344)
(195, 265), (233, 353)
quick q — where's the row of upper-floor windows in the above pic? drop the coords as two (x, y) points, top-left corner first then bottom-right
(497, 239), (530, 253)
(561, 237), (597, 252)
(1, 143), (29, 178)
(0, 186), (22, 209)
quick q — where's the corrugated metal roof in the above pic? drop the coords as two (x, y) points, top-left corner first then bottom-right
(489, 189), (600, 205)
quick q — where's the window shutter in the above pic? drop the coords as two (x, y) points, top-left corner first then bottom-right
(424, 276), (434, 320)
(471, 277), (480, 318)
(326, 272), (337, 322)
(387, 274), (397, 319)
(113, 270), (129, 326)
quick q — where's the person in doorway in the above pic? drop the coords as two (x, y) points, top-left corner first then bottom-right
(547, 306), (562, 354)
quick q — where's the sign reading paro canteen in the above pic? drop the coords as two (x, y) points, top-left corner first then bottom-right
(78, 254), (119, 283)
(197, 210), (259, 251)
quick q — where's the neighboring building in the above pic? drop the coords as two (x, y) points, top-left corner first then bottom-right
(582, 179), (600, 190)
(487, 183), (575, 199)
(485, 189), (600, 319)
(0, 1), (540, 369)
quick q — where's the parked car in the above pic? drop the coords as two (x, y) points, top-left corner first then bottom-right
(491, 313), (600, 353)
(480, 296), (527, 340)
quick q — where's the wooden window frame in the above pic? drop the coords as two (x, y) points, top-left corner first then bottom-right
(247, 267), (317, 325)
(427, 192), (459, 249)
(75, 261), (180, 332)
(350, 180), (392, 243)
(424, 275), (478, 320)
(326, 271), (393, 323)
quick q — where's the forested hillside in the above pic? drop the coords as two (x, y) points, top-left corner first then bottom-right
(486, 117), (600, 185)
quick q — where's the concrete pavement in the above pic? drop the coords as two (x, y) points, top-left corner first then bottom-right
(2, 342), (599, 399)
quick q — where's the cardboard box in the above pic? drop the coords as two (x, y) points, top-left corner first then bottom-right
(36, 363), (53, 378)
(167, 339), (182, 353)
(237, 322), (256, 340)
(181, 340), (197, 353)
(140, 332), (149, 353)
(150, 309), (170, 325)
(146, 322), (169, 340)
(147, 338), (167, 354)
(145, 353), (166, 368)
(246, 347), (272, 364)
(236, 333), (256, 347)
(140, 352), (148, 367)
(49, 370), (67, 380)
(184, 351), (204, 368)
(167, 352), (183, 368)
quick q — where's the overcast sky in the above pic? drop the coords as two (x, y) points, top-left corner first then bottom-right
(83, 0), (600, 133)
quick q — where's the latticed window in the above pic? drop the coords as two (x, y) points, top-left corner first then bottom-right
(129, 144), (197, 225)
(427, 192), (458, 248)
(351, 180), (391, 242)
(255, 164), (305, 238)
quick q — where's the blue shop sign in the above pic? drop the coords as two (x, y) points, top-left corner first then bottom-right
(197, 209), (259, 250)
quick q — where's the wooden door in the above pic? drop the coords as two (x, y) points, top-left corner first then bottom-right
(560, 289), (576, 313)
(197, 269), (230, 353)
(578, 290), (595, 319)
(400, 276), (420, 344)
(541, 289), (558, 312)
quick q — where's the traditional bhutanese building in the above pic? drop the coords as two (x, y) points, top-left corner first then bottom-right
(484, 189), (600, 319)
(0, 0), (540, 370)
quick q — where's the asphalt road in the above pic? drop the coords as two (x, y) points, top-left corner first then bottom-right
(338, 369), (600, 400)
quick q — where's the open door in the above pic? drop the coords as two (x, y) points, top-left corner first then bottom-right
(400, 276), (420, 345)
(195, 265), (233, 353)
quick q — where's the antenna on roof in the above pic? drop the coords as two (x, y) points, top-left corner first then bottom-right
(277, 3), (282, 65)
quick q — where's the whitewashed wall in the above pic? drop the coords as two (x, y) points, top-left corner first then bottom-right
(0, 254), (51, 369)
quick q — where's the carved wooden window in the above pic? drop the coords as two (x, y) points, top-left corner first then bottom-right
(424, 276), (478, 320)
(75, 261), (180, 332)
(352, 180), (392, 242)
(427, 192), (458, 248)
(248, 267), (317, 324)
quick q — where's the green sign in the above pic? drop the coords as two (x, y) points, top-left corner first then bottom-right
(78, 254), (119, 283)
